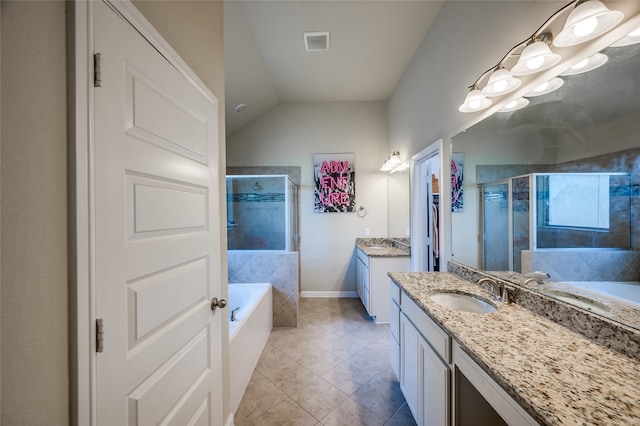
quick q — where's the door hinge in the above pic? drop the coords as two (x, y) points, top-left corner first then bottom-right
(96, 318), (104, 353)
(94, 53), (102, 87)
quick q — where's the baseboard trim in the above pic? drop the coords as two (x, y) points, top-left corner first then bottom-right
(301, 291), (359, 298)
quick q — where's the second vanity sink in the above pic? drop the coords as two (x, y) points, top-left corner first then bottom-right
(430, 292), (497, 314)
(546, 290), (611, 315)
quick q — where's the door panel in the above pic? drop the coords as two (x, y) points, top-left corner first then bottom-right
(94, 2), (222, 425)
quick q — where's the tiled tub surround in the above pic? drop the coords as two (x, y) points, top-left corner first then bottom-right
(448, 261), (640, 362)
(521, 249), (640, 282)
(356, 237), (410, 257)
(228, 251), (298, 327)
(388, 271), (640, 425)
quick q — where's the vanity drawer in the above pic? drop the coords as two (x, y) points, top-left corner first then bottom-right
(356, 248), (369, 267)
(401, 294), (450, 363)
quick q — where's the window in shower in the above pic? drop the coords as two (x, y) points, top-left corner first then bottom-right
(535, 173), (630, 249)
(226, 175), (298, 251)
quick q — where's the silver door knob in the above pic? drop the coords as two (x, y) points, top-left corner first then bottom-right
(210, 297), (227, 311)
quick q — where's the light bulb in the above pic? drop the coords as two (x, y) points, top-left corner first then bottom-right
(574, 16), (598, 37)
(629, 27), (640, 37)
(493, 80), (508, 93)
(572, 58), (590, 70)
(505, 100), (518, 109)
(534, 81), (549, 93)
(527, 56), (545, 70)
(469, 99), (481, 110)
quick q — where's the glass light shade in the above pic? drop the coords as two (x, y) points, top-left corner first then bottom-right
(499, 97), (529, 112)
(553, 0), (624, 47)
(560, 52), (608, 75)
(511, 41), (561, 76)
(481, 68), (521, 97)
(380, 151), (402, 171)
(524, 77), (564, 97)
(611, 26), (640, 47)
(458, 89), (492, 113)
(389, 161), (409, 174)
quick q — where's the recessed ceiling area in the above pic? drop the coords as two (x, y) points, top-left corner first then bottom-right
(224, 0), (445, 135)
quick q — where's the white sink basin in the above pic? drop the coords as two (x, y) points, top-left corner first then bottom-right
(429, 292), (497, 314)
(547, 290), (611, 315)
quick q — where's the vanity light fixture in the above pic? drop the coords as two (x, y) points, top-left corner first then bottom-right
(481, 67), (521, 97)
(553, 0), (623, 47)
(560, 52), (608, 75)
(458, 85), (493, 112)
(380, 151), (403, 172)
(511, 33), (561, 76)
(390, 161), (410, 174)
(499, 97), (529, 112)
(458, 0), (625, 114)
(524, 77), (564, 97)
(611, 26), (640, 47)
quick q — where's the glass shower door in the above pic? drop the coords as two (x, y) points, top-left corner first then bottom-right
(483, 182), (510, 270)
(511, 176), (530, 273)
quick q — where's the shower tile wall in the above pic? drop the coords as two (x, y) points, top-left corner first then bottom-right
(477, 147), (640, 251)
(228, 251), (299, 327)
(478, 148), (640, 280)
(522, 249), (640, 282)
(228, 177), (286, 250)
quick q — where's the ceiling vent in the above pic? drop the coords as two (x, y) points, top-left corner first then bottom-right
(303, 31), (330, 52)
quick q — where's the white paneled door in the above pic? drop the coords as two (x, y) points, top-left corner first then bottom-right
(93, 2), (223, 425)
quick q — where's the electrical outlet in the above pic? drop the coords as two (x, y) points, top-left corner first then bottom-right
(364, 228), (370, 236)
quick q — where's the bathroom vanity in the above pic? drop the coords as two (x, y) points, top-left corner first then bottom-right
(389, 271), (640, 426)
(356, 238), (410, 323)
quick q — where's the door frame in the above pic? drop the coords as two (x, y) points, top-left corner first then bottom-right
(68, 2), (220, 424)
(410, 139), (451, 272)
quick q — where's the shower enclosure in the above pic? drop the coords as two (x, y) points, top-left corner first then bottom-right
(481, 173), (631, 272)
(226, 175), (298, 251)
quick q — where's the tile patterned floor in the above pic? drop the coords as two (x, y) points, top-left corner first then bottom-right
(234, 298), (417, 426)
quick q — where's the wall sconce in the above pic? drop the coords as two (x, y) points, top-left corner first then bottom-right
(381, 151), (408, 173)
(510, 33), (561, 76)
(560, 52), (608, 75)
(553, 0), (623, 47)
(524, 77), (565, 97)
(458, 0), (629, 114)
(458, 85), (493, 112)
(481, 66), (521, 97)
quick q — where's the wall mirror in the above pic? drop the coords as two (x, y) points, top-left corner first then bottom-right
(451, 38), (640, 329)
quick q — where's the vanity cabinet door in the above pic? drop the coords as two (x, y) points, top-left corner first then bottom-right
(390, 283), (401, 379)
(356, 254), (370, 313)
(400, 312), (420, 421)
(400, 311), (450, 426)
(419, 336), (450, 426)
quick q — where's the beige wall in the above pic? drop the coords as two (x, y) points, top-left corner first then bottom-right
(227, 102), (388, 294)
(1, 0), (225, 424)
(387, 1), (565, 238)
(1, 1), (69, 424)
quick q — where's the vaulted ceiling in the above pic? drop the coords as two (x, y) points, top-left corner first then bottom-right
(224, 0), (445, 135)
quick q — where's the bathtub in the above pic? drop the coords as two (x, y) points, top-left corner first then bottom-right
(228, 283), (273, 413)
(558, 281), (640, 308)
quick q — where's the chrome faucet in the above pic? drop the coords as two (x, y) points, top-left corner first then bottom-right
(231, 307), (240, 322)
(477, 278), (501, 301)
(477, 277), (513, 304)
(521, 271), (550, 286)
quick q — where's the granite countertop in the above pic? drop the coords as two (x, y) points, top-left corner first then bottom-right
(388, 271), (640, 426)
(356, 237), (410, 257)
